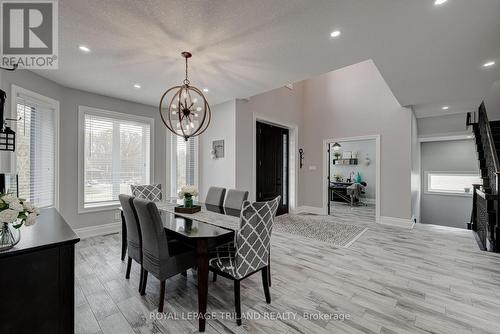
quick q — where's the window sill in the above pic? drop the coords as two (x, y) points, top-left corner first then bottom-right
(78, 202), (120, 214)
(424, 191), (473, 198)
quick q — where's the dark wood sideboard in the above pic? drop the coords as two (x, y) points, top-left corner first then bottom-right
(0, 208), (80, 334)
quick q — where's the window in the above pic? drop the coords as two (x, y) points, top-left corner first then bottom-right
(170, 134), (198, 196)
(79, 106), (153, 210)
(426, 172), (481, 195)
(14, 86), (59, 208)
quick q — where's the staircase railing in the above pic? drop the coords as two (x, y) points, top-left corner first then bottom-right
(468, 102), (500, 252)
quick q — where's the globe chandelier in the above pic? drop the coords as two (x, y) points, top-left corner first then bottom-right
(159, 52), (211, 141)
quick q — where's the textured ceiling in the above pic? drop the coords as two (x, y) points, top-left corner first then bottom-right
(33, 0), (500, 117)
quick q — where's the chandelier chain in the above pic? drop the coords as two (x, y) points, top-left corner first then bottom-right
(183, 56), (190, 85)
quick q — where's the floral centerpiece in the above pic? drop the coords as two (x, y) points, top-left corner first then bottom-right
(178, 185), (198, 208)
(0, 192), (40, 251)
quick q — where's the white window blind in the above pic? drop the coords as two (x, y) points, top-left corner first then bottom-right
(171, 135), (198, 195)
(426, 172), (481, 195)
(82, 110), (152, 208)
(15, 93), (57, 208)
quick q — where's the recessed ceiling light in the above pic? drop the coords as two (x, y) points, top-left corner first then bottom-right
(79, 45), (90, 53)
(330, 30), (341, 38)
(483, 61), (496, 68)
(133, 84), (141, 89)
(434, 0), (448, 6)
(442, 106), (449, 110)
(203, 88), (209, 92)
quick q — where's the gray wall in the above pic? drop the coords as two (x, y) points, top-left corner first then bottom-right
(417, 113), (469, 138)
(411, 110), (421, 223)
(199, 100), (236, 200)
(1, 70), (168, 230)
(485, 80), (500, 121)
(420, 139), (478, 229)
(235, 83), (305, 204)
(233, 60), (413, 220)
(300, 60), (412, 219)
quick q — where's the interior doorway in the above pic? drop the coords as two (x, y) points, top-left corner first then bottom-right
(256, 121), (289, 215)
(323, 136), (380, 223)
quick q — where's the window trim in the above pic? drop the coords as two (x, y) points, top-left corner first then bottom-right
(77, 105), (155, 213)
(11, 85), (60, 210)
(169, 132), (199, 198)
(424, 171), (480, 197)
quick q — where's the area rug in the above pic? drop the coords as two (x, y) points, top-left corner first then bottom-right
(273, 214), (368, 248)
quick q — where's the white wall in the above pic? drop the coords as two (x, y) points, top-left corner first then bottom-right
(330, 140), (376, 200)
(420, 140), (479, 229)
(199, 100), (236, 200)
(1, 70), (168, 230)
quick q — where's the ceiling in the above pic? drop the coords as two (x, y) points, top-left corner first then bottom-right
(33, 0), (500, 118)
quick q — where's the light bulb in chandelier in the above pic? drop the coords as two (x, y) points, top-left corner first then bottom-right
(159, 52), (211, 141)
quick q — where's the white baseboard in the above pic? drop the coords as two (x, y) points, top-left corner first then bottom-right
(74, 221), (121, 239)
(378, 216), (415, 229)
(293, 206), (325, 215)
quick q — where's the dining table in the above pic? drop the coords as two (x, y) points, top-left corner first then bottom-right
(120, 198), (241, 332)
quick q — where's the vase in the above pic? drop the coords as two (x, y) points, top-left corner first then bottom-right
(0, 222), (21, 251)
(184, 196), (193, 208)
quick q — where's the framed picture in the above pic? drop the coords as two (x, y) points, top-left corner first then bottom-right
(342, 151), (352, 159)
(212, 140), (224, 159)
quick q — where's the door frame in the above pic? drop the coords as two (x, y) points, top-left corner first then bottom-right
(322, 135), (381, 223)
(252, 113), (298, 212)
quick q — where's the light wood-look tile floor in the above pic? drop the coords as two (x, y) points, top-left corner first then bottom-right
(75, 213), (500, 334)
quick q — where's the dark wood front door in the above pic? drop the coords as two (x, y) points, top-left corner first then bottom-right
(256, 121), (289, 215)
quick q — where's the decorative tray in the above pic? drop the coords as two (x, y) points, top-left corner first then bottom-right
(174, 205), (201, 214)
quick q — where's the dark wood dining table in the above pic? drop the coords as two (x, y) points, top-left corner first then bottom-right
(120, 200), (239, 332)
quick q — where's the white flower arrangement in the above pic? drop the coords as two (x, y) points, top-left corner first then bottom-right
(178, 185), (199, 199)
(0, 192), (40, 228)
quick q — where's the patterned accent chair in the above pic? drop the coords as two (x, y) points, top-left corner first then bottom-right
(209, 196), (280, 326)
(205, 186), (226, 207)
(118, 194), (143, 292)
(130, 184), (162, 201)
(133, 198), (197, 312)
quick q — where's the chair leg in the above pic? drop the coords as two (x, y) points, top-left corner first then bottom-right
(138, 267), (144, 293)
(268, 253), (272, 287)
(261, 267), (271, 304)
(234, 280), (241, 326)
(213, 272), (217, 282)
(140, 270), (148, 296)
(158, 280), (166, 313)
(125, 257), (132, 279)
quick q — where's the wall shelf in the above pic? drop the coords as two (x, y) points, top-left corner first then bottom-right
(333, 158), (358, 165)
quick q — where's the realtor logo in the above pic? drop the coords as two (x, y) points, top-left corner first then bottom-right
(1, 0), (58, 69)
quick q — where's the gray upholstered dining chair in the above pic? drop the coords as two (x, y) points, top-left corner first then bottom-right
(209, 196), (280, 326)
(133, 198), (197, 312)
(130, 184), (163, 201)
(118, 194), (143, 292)
(205, 186), (226, 207)
(224, 189), (249, 210)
